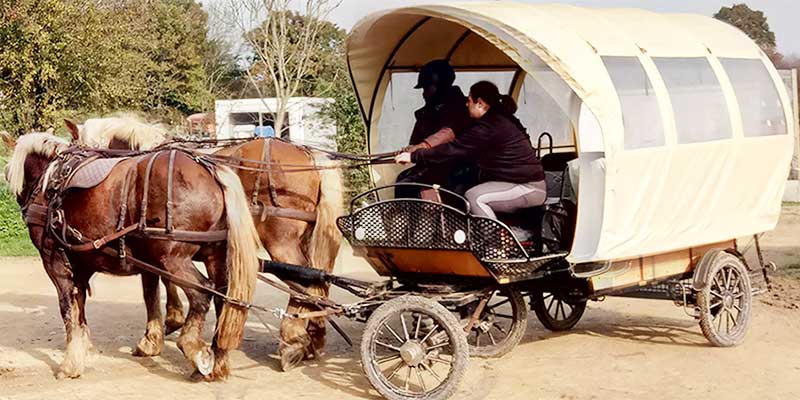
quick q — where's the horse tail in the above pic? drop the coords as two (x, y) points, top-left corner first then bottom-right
(214, 165), (261, 350)
(307, 152), (344, 278)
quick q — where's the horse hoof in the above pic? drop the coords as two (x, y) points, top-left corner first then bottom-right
(133, 338), (162, 357)
(193, 347), (215, 377)
(280, 347), (305, 372)
(56, 366), (82, 380)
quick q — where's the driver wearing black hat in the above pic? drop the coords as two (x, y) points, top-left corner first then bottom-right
(395, 59), (475, 200)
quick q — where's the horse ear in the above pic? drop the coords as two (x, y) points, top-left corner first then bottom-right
(64, 118), (80, 141)
(0, 131), (15, 150)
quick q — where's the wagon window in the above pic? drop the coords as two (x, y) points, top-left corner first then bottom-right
(653, 57), (732, 144)
(375, 70), (515, 153)
(602, 56), (665, 149)
(720, 58), (787, 137)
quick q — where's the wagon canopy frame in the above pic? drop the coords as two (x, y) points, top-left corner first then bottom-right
(347, 2), (794, 264)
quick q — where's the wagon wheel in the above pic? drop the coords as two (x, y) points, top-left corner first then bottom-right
(463, 288), (527, 358)
(531, 290), (586, 331)
(361, 296), (469, 400)
(696, 252), (752, 347)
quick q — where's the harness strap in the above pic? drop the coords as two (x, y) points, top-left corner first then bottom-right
(251, 139), (267, 206)
(66, 224), (140, 252)
(139, 152), (159, 230)
(165, 150), (177, 233)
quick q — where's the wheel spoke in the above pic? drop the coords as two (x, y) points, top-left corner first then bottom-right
(488, 331), (497, 345)
(404, 364), (412, 391)
(400, 314), (410, 341)
(492, 323), (507, 335)
(416, 366), (427, 392)
(427, 341), (451, 351)
(488, 298), (510, 310)
(383, 324), (404, 344)
(560, 301), (568, 320)
(494, 313), (514, 319)
(421, 324), (439, 344)
(733, 304), (743, 312)
(713, 276), (723, 291)
(709, 300), (723, 310)
(385, 360), (405, 381)
(376, 354), (402, 364)
(414, 314), (422, 340)
(547, 296), (556, 315)
(724, 268), (732, 291)
(376, 340), (402, 352)
(728, 309), (738, 328)
(427, 355), (452, 365)
(420, 361), (443, 383)
(729, 273), (740, 292)
(710, 290), (724, 299)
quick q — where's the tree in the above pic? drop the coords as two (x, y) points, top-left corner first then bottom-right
(0, 0), (107, 135)
(714, 4), (782, 64)
(0, 0), (221, 135)
(226, 0), (342, 136)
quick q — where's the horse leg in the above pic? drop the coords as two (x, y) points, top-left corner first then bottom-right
(163, 279), (185, 335)
(167, 258), (215, 381)
(266, 241), (314, 372)
(44, 257), (92, 379)
(200, 245), (232, 380)
(133, 272), (164, 357)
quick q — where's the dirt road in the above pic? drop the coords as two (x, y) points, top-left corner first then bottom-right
(2, 208), (800, 399)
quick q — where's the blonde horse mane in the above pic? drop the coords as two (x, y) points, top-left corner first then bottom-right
(79, 113), (168, 150)
(4, 132), (70, 195)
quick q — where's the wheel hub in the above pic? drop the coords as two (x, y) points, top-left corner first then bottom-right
(722, 292), (734, 309)
(399, 341), (425, 366)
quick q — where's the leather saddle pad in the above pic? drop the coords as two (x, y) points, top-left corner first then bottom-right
(66, 157), (128, 190)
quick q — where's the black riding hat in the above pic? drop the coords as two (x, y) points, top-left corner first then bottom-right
(415, 59), (456, 89)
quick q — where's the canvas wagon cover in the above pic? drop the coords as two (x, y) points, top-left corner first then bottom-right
(347, 2), (794, 263)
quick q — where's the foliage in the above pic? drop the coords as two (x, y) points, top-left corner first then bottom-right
(714, 4), (782, 64)
(0, 0), (228, 135)
(0, 155), (35, 256)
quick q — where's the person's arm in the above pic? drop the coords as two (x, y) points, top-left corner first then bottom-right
(411, 121), (491, 166)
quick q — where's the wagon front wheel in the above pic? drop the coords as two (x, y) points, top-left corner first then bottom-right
(531, 290), (586, 331)
(361, 296), (469, 400)
(463, 288), (527, 358)
(696, 252), (752, 347)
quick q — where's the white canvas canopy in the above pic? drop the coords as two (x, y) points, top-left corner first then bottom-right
(347, 2), (794, 264)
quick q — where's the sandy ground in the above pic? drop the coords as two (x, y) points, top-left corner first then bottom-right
(2, 208), (800, 399)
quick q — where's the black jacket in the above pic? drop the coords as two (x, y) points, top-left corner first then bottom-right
(411, 111), (544, 184)
(408, 86), (471, 145)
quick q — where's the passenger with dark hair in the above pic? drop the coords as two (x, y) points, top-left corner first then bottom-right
(394, 59), (475, 200)
(396, 80), (546, 219)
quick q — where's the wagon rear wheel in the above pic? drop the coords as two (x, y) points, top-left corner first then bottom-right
(463, 288), (527, 358)
(696, 252), (752, 347)
(361, 296), (469, 400)
(531, 290), (586, 331)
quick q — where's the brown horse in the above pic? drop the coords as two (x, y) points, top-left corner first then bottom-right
(68, 117), (344, 371)
(2, 131), (261, 380)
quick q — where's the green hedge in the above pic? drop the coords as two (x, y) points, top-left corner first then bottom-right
(0, 154), (36, 256)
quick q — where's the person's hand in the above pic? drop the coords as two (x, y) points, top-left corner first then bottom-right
(402, 143), (429, 153)
(395, 152), (412, 164)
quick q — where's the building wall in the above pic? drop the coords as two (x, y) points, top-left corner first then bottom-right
(214, 97), (337, 151)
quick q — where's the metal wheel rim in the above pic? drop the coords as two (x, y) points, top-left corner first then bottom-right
(542, 292), (576, 321)
(369, 310), (456, 396)
(708, 264), (748, 337)
(467, 290), (517, 348)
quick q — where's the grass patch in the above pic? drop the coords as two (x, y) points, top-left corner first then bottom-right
(0, 173), (37, 256)
(783, 263), (800, 279)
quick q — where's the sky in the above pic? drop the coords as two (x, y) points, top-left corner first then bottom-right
(315, 0), (800, 56)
